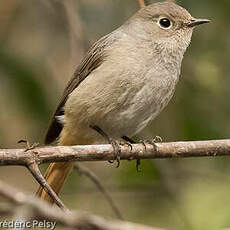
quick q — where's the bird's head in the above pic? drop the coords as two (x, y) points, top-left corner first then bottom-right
(125, 2), (210, 53)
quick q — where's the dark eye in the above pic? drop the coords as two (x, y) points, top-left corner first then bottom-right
(158, 18), (172, 29)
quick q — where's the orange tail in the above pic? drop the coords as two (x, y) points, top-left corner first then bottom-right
(36, 130), (93, 204)
(36, 162), (74, 204)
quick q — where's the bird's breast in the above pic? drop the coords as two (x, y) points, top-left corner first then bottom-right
(63, 40), (181, 140)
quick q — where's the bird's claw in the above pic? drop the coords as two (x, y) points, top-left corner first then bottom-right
(153, 135), (163, 143)
(119, 140), (133, 152)
(140, 136), (162, 152)
(136, 159), (141, 172)
(109, 139), (121, 168)
(140, 140), (148, 151)
(90, 125), (122, 167)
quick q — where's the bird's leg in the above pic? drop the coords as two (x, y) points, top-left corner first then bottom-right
(122, 136), (141, 172)
(90, 125), (121, 168)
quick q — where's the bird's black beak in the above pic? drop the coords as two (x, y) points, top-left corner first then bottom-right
(187, 18), (210, 27)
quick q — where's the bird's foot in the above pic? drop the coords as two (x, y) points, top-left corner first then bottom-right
(108, 138), (121, 168)
(90, 125), (121, 167)
(140, 136), (162, 152)
(122, 136), (141, 172)
(119, 138), (133, 152)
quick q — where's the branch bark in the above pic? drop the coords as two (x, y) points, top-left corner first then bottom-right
(0, 180), (163, 230)
(1, 139), (230, 166)
(28, 162), (68, 212)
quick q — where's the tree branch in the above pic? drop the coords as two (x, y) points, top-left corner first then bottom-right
(0, 180), (163, 230)
(1, 139), (229, 228)
(28, 162), (68, 212)
(1, 139), (230, 166)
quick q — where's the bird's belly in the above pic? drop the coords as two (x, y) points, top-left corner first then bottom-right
(63, 70), (178, 144)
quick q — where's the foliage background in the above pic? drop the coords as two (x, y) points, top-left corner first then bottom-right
(0, 0), (230, 229)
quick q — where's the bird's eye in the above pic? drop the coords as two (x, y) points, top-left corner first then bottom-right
(158, 18), (172, 29)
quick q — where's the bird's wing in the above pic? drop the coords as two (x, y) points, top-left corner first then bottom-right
(45, 33), (117, 144)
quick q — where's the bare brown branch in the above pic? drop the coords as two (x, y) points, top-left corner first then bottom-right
(1, 139), (229, 229)
(28, 162), (68, 212)
(0, 180), (163, 230)
(75, 164), (123, 220)
(1, 139), (230, 166)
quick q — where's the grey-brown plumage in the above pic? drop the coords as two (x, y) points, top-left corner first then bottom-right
(37, 1), (209, 204)
(45, 1), (209, 145)
(45, 33), (114, 144)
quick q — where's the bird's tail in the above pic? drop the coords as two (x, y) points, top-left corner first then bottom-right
(36, 162), (74, 204)
(36, 129), (93, 204)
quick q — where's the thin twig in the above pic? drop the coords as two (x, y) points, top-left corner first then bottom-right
(138, 0), (146, 8)
(0, 180), (163, 230)
(75, 164), (123, 220)
(27, 162), (68, 212)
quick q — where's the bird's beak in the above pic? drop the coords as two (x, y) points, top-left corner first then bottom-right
(187, 18), (210, 27)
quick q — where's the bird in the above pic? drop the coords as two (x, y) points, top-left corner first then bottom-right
(36, 1), (210, 204)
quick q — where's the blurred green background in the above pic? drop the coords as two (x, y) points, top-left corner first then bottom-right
(0, 0), (230, 229)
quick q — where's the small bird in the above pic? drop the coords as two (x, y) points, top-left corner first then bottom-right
(36, 1), (210, 203)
